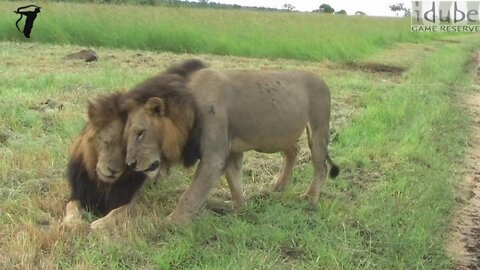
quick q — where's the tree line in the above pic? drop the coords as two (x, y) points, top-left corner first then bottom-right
(46, 0), (370, 14)
(47, 0), (409, 16)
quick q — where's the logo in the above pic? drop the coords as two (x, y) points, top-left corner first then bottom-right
(411, 1), (480, 32)
(14, 5), (41, 38)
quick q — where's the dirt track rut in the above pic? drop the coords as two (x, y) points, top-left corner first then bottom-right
(449, 54), (480, 270)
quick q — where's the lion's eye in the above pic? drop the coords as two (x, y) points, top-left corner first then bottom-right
(137, 130), (145, 141)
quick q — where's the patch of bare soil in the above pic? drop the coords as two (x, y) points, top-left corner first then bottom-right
(439, 39), (462, 44)
(344, 62), (407, 74)
(449, 55), (480, 269)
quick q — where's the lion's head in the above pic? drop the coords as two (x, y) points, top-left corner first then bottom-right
(124, 81), (199, 176)
(123, 94), (198, 179)
(120, 59), (206, 177)
(70, 93), (127, 183)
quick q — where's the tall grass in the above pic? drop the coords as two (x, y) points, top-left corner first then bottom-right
(0, 2), (440, 61)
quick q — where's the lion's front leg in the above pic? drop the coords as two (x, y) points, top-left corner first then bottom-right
(225, 152), (245, 210)
(90, 203), (132, 230)
(62, 200), (86, 229)
(204, 152), (246, 214)
(167, 156), (226, 225)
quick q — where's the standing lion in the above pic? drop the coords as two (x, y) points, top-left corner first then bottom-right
(122, 63), (339, 225)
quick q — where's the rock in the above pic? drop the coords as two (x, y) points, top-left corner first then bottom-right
(65, 49), (98, 62)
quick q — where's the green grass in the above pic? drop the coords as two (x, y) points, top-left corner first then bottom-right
(332, 41), (477, 268)
(0, 34), (479, 268)
(0, 1), (442, 61)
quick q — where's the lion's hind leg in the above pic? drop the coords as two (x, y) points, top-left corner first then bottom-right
(273, 144), (299, 192)
(302, 123), (329, 204)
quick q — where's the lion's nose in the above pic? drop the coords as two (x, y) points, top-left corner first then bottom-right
(145, 160), (160, 172)
(107, 166), (120, 175)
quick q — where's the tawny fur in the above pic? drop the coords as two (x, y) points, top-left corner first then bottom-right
(122, 63), (340, 225)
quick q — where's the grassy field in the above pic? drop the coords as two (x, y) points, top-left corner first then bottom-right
(0, 2), (442, 61)
(1, 32), (479, 268)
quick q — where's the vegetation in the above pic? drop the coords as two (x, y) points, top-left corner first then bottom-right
(1, 2), (441, 62)
(1, 33), (478, 268)
(389, 3), (411, 17)
(44, 0), (285, 11)
(316, 3), (335, 14)
(1, 1), (479, 268)
(282, 3), (295, 12)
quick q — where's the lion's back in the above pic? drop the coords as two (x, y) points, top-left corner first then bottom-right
(188, 69), (330, 153)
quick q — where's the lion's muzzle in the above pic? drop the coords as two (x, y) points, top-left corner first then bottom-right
(127, 160), (160, 173)
(96, 166), (124, 183)
(145, 160), (160, 172)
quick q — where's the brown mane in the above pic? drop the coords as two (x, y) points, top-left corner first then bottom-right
(67, 92), (147, 217)
(66, 59), (206, 217)
(69, 92), (125, 178)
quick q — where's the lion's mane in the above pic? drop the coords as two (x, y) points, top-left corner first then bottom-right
(122, 59), (207, 169)
(67, 93), (146, 216)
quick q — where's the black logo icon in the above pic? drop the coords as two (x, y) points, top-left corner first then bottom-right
(14, 5), (41, 38)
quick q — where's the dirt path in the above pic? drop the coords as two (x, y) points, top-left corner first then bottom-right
(449, 55), (480, 269)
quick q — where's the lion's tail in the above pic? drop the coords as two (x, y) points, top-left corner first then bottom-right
(327, 153), (340, 178)
(165, 58), (207, 78)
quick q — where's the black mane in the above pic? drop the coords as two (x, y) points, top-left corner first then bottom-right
(65, 59), (206, 217)
(67, 156), (147, 217)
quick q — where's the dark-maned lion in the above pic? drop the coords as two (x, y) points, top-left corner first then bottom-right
(62, 92), (148, 230)
(62, 59), (207, 230)
(123, 64), (339, 225)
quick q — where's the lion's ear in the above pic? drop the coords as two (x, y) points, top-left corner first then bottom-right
(146, 97), (166, 116)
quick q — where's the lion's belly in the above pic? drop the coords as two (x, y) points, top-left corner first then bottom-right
(229, 122), (306, 153)
(230, 132), (303, 153)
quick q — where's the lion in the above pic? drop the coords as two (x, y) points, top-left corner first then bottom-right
(62, 59), (207, 230)
(122, 64), (340, 225)
(62, 92), (148, 230)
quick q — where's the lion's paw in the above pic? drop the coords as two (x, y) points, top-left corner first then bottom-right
(272, 180), (288, 192)
(205, 198), (236, 214)
(90, 217), (113, 231)
(164, 212), (191, 226)
(156, 215), (179, 233)
(61, 217), (88, 231)
(299, 192), (319, 205)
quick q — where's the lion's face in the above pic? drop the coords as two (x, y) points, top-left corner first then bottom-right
(94, 118), (126, 183)
(124, 95), (194, 178)
(124, 98), (164, 178)
(85, 93), (128, 184)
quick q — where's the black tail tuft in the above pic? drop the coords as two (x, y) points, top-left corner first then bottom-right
(165, 59), (207, 78)
(329, 164), (340, 178)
